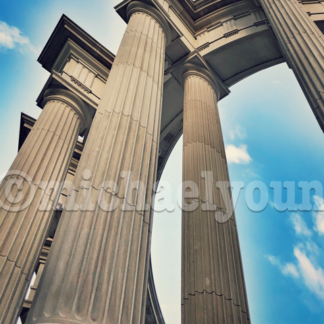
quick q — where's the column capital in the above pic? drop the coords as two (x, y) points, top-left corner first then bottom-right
(42, 88), (92, 133)
(126, 1), (172, 46)
(181, 63), (221, 100)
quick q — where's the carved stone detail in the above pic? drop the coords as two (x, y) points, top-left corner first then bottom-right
(25, 4), (170, 324)
(0, 89), (89, 324)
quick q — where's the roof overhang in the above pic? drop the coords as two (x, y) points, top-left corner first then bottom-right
(38, 14), (115, 73)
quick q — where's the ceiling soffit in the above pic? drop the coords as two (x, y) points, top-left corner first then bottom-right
(178, 0), (245, 20)
(167, 0), (261, 33)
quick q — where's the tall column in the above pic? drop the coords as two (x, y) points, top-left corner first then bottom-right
(181, 64), (250, 324)
(260, 0), (324, 130)
(0, 88), (91, 324)
(26, 2), (171, 324)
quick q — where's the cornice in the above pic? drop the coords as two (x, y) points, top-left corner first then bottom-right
(38, 14), (115, 73)
(165, 0), (258, 34)
(166, 0), (196, 34)
(195, 0), (258, 30)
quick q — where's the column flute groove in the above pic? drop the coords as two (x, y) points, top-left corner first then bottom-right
(0, 88), (91, 324)
(25, 2), (171, 324)
(181, 64), (250, 324)
(260, 0), (324, 130)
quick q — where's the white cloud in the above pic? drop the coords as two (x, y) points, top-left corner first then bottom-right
(314, 214), (324, 235)
(225, 144), (252, 165)
(266, 255), (299, 278)
(242, 168), (260, 180)
(306, 241), (320, 255)
(314, 196), (324, 211)
(282, 263), (299, 278)
(267, 204), (324, 301)
(267, 254), (280, 266)
(290, 213), (312, 236)
(229, 125), (246, 140)
(294, 247), (324, 300)
(313, 196), (324, 235)
(0, 21), (36, 53)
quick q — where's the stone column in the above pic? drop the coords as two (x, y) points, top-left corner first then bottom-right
(181, 64), (250, 324)
(260, 0), (324, 130)
(0, 88), (91, 324)
(26, 2), (171, 324)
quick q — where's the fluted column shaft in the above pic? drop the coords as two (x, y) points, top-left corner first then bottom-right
(26, 3), (170, 324)
(181, 69), (250, 324)
(260, 0), (324, 129)
(0, 88), (88, 324)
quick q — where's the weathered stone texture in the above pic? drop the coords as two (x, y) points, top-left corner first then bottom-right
(0, 93), (84, 324)
(26, 8), (168, 324)
(181, 72), (250, 324)
(261, 0), (324, 129)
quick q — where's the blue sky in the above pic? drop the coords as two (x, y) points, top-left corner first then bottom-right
(1, 1), (324, 324)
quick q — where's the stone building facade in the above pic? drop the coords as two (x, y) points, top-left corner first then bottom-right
(0, 0), (323, 323)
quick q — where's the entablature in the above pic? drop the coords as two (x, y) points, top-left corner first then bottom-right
(53, 39), (109, 104)
(36, 15), (115, 117)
